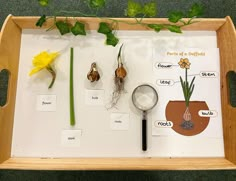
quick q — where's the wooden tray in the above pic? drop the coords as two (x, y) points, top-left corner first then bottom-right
(0, 15), (235, 170)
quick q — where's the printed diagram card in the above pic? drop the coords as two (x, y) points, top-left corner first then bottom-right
(152, 48), (223, 138)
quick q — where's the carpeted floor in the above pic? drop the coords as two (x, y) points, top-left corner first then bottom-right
(0, 0), (236, 180)
(0, 170), (236, 181)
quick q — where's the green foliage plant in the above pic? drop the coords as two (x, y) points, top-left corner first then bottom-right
(36, 0), (204, 47)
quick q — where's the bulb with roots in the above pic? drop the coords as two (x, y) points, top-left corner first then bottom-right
(181, 107), (194, 130)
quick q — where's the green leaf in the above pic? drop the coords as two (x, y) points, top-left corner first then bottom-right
(189, 84), (195, 99)
(55, 21), (71, 35)
(189, 76), (196, 90)
(143, 1), (157, 17)
(167, 25), (182, 33)
(126, 0), (142, 17)
(148, 24), (163, 32)
(168, 11), (184, 23)
(71, 21), (86, 36)
(89, 0), (105, 9)
(186, 81), (189, 95)
(38, 0), (49, 7)
(180, 76), (184, 89)
(106, 32), (119, 47)
(188, 3), (204, 18)
(98, 22), (118, 46)
(180, 76), (187, 101)
(36, 15), (46, 27)
(97, 22), (112, 34)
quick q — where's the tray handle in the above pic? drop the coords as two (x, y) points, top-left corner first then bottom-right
(227, 71), (236, 107)
(0, 15), (21, 108)
(0, 31), (9, 107)
(0, 15), (22, 163)
(226, 21), (236, 108)
(0, 69), (10, 108)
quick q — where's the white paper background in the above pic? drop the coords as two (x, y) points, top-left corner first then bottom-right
(11, 30), (224, 158)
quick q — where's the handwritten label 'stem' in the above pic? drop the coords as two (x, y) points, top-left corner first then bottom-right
(61, 130), (82, 147)
(36, 95), (57, 112)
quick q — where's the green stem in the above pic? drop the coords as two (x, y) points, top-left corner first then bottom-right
(46, 16), (57, 31)
(135, 16), (145, 24)
(55, 10), (96, 17)
(46, 66), (56, 89)
(185, 68), (188, 83)
(179, 17), (198, 28)
(185, 68), (189, 107)
(117, 44), (123, 66)
(70, 47), (75, 126)
(99, 17), (146, 26)
(179, 19), (187, 25)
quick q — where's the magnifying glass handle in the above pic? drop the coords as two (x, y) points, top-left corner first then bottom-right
(142, 119), (147, 151)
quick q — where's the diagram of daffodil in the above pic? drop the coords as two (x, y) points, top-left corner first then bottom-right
(165, 57), (211, 136)
(178, 58), (196, 129)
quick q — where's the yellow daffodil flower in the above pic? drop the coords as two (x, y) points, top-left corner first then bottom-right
(178, 58), (191, 69)
(29, 51), (59, 88)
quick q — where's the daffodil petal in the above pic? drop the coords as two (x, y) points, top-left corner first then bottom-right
(29, 67), (43, 76)
(32, 51), (59, 67)
(185, 65), (190, 69)
(183, 59), (189, 63)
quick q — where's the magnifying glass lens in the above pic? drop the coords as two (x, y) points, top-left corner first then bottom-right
(132, 85), (158, 111)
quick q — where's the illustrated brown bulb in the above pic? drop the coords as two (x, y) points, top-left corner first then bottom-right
(87, 62), (100, 82)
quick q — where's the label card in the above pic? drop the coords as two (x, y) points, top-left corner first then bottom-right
(154, 120), (173, 128)
(110, 113), (129, 130)
(85, 89), (104, 106)
(152, 120), (174, 136)
(61, 130), (82, 147)
(156, 79), (174, 86)
(36, 95), (57, 112)
(198, 110), (218, 117)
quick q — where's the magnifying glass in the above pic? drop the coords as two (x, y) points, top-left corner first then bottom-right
(132, 84), (158, 151)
